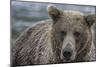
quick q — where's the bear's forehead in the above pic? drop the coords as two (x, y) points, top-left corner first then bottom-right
(64, 11), (84, 16)
(54, 21), (86, 32)
(59, 11), (86, 26)
(54, 11), (87, 31)
(63, 11), (84, 20)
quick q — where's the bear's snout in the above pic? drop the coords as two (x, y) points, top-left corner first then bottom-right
(62, 45), (73, 60)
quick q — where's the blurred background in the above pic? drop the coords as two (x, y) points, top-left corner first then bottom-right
(11, 1), (96, 43)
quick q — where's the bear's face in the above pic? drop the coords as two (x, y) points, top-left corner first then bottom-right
(48, 5), (95, 62)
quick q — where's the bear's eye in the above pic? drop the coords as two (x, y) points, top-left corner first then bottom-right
(74, 31), (80, 37)
(60, 31), (66, 36)
(60, 31), (66, 41)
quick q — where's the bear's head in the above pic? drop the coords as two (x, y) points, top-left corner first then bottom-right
(48, 5), (95, 62)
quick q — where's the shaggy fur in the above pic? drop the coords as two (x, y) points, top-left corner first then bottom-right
(11, 5), (96, 66)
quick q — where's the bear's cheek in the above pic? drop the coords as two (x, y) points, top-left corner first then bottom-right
(75, 34), (88, 53)
(75, 37), (83, 52)
(53, 32), (64, 48)
(75, 43), (81, 53)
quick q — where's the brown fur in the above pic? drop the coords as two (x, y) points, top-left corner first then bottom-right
(11, 5), (96, 66)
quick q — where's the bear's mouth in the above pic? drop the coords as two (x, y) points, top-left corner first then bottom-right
(61, 58), (72, 63)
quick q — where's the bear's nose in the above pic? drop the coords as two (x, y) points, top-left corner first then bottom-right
(63, 48), (72, 59)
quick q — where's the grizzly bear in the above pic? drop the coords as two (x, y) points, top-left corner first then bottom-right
(11, 5), (96, 66)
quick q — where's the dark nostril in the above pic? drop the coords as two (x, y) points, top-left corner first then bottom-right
(63, 50), (72, 59)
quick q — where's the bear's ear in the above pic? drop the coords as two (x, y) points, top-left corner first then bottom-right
(47, 5), (63, 22)
(85, 14), (96, 27)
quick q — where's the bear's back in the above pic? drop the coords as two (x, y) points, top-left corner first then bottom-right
(12, 19), (54, 66)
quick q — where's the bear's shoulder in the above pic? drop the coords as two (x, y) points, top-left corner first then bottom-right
(30, 19), (52, 30)
(15, 19), (52, 46)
